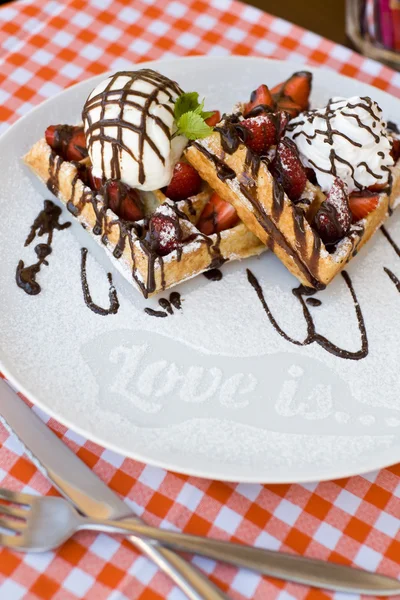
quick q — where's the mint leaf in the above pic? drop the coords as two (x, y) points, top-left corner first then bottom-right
(200, 109), (216, 120)
(176, 112), (213, 140)
(174, 92), (200, 120)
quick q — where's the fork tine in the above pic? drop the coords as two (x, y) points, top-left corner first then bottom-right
(0, 503), (28, 519)
(0, 517), (26, 533)
(0, 532), (26, 550)
(0, 488), (32, 506)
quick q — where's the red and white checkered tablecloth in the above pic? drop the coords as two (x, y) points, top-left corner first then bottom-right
(0, 0), (399, 599)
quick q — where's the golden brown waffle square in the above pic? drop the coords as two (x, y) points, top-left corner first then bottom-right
(24, 138), (266, 297)
(185, 132), (400, 289)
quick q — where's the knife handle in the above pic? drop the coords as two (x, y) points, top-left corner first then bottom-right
(126, 536), (228, 600)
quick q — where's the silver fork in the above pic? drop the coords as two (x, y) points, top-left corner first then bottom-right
(1, 488), (400, 596)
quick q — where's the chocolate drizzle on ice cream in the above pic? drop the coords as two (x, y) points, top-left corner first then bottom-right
(286, 96), (394, 193)
(82, 69), (187, 191)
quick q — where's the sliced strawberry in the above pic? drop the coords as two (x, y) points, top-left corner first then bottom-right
(197, 192), (239, 235)
(102, 180), (144, 221)
(205, 110), (221, 127)
(275, 96), (302, 118)
(314, 178), (351, 244)
(349, 192), (379, 222)
(240, 114), (277, 155)
(88, 168), (103, 192)
(147, 214), (181, 256)
(270, 137), (307, 201)
(164, 161), (202, 201)
(391, 137), (400, 162)
(45, 124), (88, 162)
(271, 71), (312, 111)
(244, 84), (275, 116)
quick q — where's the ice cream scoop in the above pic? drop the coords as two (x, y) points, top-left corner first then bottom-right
(286, 96), (393, 193)
(82, 69), (187, 191)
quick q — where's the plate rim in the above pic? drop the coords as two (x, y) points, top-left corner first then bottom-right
(1, 55), (400, 483)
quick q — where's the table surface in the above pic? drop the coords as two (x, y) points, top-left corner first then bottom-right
(0, 1), (399, 600)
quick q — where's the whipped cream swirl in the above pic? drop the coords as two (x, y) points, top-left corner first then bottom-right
(83, 69), (187, 192)
(286, 96), (393, 193)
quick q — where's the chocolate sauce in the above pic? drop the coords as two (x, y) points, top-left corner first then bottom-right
(47, 152), (63, 196)
(247, 268), (368, 360)
(306, 297), (322, 306)
(80, 248), (120, 315)
(16, 200), (71, 295)
(169, 291), (182, 309)
(381, 226), (400, 292)
(144, 307), (168, 318)
(387, 120), (400, 134)
(159, 297), (173, 314)
(204, 268), (223, 281)
(145, 291), (183, 317)
(51, 125), (88, 161)
(381, 225), (400, 258)
(192, 142), (235, 182)
(384, 267), (400, 292)
(82, 69), (182, 186)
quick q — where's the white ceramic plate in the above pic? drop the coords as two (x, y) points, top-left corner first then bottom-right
(1, 57), (400, 483)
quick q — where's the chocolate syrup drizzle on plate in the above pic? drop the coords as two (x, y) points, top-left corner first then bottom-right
(16, 200), (71, 295)
(247, 268), (368, 360)
(80, 247), (120, 315)
(381, 225), (400, 293)
(204, 268), (223, 281)
(82, 69), (182, 186)
(144, 291), (182, 318)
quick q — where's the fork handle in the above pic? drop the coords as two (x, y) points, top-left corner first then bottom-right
(82, 518), (400, 597)
(124, 537), (228, 600)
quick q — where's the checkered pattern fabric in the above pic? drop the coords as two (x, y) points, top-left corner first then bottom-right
(0, 0), (399, 598)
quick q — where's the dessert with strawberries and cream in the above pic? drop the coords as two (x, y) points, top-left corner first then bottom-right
(23, 67), (400, 299)
(286, 96), (394, 193)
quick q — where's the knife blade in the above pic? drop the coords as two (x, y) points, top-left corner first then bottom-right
(0, 379), (228, 600)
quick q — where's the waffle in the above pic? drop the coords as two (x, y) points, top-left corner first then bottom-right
(186, 132), (400, 289)
(24, 138), (266, 297)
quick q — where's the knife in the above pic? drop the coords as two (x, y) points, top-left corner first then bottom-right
(0, 379), (228, 600)
(2, 381), (400, 598)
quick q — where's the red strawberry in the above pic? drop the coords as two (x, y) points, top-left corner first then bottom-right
(270, 138), (307, 201)
(205, 110), (221, 127)
(275, 97), (302, 118)
(87, 168), (103, 192)
(197, 192), (239, 235)
(391, 137), (400, 162)
(244, 84), (275, 116)
(349, 192), (379, 222)
(314, 208), (343, 246)
(314, 178), (351, 244)
(164, 161), (202, 201)
(102, 180), (144, 221)
(240, 114), (277, 155)
(271, 71), (312, 112)
(45, 124), (88, 162)
(147, 214), (181, 256)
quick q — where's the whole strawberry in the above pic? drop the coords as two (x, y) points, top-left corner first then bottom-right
(240, 114), (277, 155)
(147, 214), (181, 256)
(270, 137), (307, 201)
(165, 161), (202, 201)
